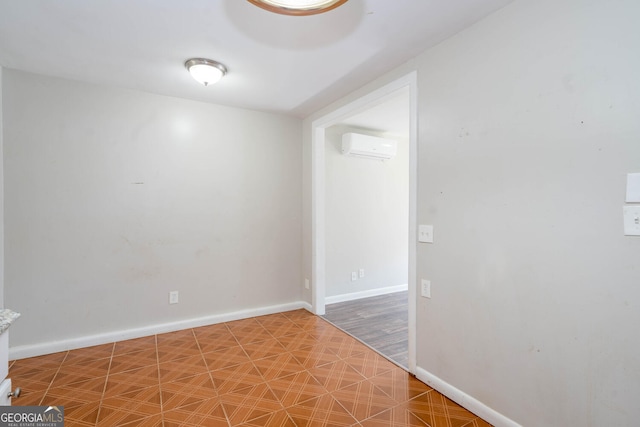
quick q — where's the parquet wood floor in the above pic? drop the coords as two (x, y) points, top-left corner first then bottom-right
(9, 308), (491, 426)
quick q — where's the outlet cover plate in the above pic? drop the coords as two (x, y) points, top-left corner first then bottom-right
(421, 280), (431, 298)
(169, 291), (179, 304)
(419, 225), (434, 243)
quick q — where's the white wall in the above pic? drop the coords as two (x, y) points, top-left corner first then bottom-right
(415, 0), (640, 425)
(0, 67), (4, 309)
(324, 126), (408, 298)
(3, 70), (302, 351)
(304, 0), (640, 425)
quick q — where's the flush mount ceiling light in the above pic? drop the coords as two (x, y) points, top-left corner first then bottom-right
(247, 0), (349, 16)
(185, 58), (227, 86)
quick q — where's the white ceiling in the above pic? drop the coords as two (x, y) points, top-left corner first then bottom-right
(337, 87), (410, 137)
(0, 0), (512, 119)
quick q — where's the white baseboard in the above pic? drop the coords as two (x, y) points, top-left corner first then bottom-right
(415, 367), (522, 427)
(9, 301), (313, 360)
(326, 284), (408, 305)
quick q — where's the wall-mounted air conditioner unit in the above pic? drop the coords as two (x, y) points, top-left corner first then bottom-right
(341, 133), (397, 160)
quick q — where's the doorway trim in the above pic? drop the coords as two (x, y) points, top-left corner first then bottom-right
(310, 71), (418, 373)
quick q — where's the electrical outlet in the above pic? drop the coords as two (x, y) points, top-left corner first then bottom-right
(169, 291), (179, 304)
(351, 272), (357, 281)
(359, 268), (365, 278)
(419, 225), (434, 243)
(304, 278), (310, 290)
(421, 280), (431, 298)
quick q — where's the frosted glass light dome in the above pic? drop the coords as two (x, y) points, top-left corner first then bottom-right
(184, 58), (227, 87)
(247, 0), (348, 15)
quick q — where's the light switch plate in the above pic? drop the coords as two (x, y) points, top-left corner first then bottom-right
(623, 206), (640, 236)
(419, 225), (434, 243)
(626, 173), (640, 203)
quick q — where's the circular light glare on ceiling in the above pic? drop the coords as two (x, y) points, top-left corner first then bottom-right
(247, 0), (348, 16)
(184, 58), (227, 86)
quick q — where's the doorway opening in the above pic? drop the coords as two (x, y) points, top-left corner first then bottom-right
(310, 72), (417, 373)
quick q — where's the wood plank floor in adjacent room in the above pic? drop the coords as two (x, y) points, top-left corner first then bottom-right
(323, 291), (409, 369)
